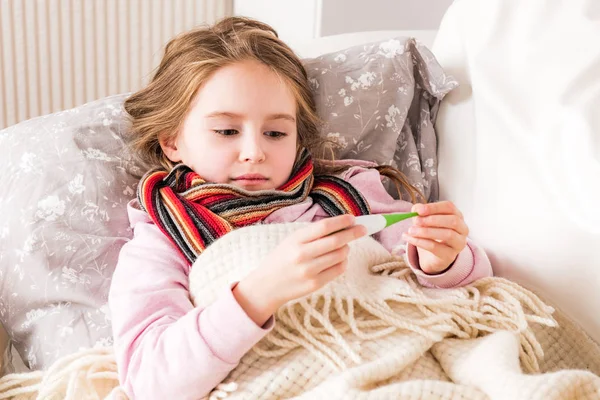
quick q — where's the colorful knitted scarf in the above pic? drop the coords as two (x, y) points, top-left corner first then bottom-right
(137, 150), (371, 264)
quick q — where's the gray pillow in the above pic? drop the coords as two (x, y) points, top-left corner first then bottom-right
(304, 37), (457, 201)
(0, 94), (141, 370)
(0, 37), (456, 371)
(0, 323), (8, 375)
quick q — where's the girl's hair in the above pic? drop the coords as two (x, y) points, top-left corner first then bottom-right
(124, 16), (424, 203)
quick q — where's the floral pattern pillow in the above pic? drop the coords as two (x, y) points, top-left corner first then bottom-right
(0, 94), (141, 370)
(304, 37), (457, 201)
(0, 37), (456, 372)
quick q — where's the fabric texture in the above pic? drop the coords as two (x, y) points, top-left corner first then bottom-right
(0, 94), (137, 370)
(137, 150), (370, 264)
(1, 223), (597, 400)
(432, 0), (600, 343)
(304, 36), (457, 201)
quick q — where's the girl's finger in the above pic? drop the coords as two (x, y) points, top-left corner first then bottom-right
(304, 245), (350, 274)
(412, 201), (463, 218)
(402, 234), (457, 261)
(407, 226), (466, 252)
(303, 224), (366, 258)
(294, 214), (356, 243)
(315, 260), (348, 285)
(413, 215), (469, 236)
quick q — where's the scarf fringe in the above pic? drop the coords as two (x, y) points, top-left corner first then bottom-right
(253, 260), (557, 374)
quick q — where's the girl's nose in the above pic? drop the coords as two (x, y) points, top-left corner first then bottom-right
(239, 132), (266, 163)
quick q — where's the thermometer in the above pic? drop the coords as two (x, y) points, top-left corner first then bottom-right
(354, 212), (419, 235)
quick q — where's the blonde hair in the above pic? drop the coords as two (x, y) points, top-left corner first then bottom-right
(124, 16), (424, 203)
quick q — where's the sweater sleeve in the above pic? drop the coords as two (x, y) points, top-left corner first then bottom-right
(108, 208), (273, 400)
(341, 165), (493, 288)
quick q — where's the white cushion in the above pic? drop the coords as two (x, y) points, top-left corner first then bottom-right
(433, 0), (600, 342)
(292, 30), (438, 59)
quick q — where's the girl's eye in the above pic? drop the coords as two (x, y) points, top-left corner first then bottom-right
(265, 131), (287, 138)
(214, 129), (238, 136)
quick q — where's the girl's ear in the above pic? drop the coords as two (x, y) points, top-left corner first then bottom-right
(159, 135), (182, 162)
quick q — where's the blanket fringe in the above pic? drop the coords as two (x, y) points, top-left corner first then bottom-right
(253, 260), (557, 374)
(0, 347), (122, 400)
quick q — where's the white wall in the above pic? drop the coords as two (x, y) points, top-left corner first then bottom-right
(234, 0), (451, 48)
(321, 0), (453, 35)
(233, 0), (322, 47)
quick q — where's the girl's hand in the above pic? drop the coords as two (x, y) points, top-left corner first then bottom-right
(402, 201), (469, 274)
(234, 214), (367, 326)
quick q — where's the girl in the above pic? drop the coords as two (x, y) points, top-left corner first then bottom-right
(109, 16), (492, 399)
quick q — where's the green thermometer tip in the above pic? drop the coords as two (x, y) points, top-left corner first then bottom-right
(382, 212), (419, 227)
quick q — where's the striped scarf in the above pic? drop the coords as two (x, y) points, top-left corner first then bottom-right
(137, 150), (371, 264)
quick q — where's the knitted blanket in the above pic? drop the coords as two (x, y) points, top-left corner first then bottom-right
(1, 223), (599, 400)
(189, 223), (600, 400)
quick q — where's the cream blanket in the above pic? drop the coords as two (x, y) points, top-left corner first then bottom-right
(189, 223), (600, 400)
(1, 223), (599, 400)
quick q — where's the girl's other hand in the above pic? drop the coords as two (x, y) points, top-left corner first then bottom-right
(402, 201), (469, 274)
(234, 214), (368, 326)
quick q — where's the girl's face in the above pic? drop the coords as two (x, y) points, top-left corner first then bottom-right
(160, 59), (299, 191)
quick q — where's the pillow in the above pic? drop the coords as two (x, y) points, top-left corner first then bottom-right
(0, 94), (141, 370)
(0, 323), (7, 375)
(304, 37), (457, 201)
(433, 0), (600, 343)
(0, 37), (456, 370)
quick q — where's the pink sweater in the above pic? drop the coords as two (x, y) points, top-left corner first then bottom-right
(108, 165), (492, 399)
